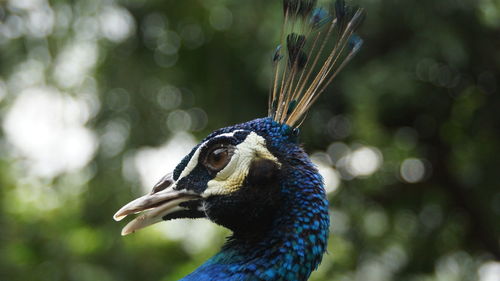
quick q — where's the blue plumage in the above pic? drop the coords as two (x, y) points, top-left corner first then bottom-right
(114, 1), (363, 280)
(180, 118), (329, 280)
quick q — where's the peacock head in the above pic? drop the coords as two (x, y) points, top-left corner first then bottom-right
(114, 0), (364, 239)
(114, 118), (299, 237)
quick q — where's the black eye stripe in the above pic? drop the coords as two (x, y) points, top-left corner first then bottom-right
(172, 130), (251, 182)
(174, 165), (211, 193)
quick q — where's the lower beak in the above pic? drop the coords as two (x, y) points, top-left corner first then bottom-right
(113, 186), (202, 236)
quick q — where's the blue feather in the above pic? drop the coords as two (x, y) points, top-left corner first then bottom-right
(349, 34), (363, 55)
(310, 7), (331, 29)
(180, 118), (330, 281)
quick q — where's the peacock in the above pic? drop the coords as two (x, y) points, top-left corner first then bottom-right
(114, 0), (364, 280)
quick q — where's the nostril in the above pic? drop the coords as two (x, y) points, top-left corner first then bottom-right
(151, 173), (173, 194)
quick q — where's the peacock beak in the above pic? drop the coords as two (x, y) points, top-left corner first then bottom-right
(113, 173), (203, 236)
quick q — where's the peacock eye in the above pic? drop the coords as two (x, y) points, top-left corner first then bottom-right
(205, 145), (235, 172)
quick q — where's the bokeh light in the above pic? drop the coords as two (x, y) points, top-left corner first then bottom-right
(312, 152), (341, 194)
(126, 132), (197, 190)
(478, 261), (500, 281)
(3, 87), (97, 177)
(346, 146), (383, 177)
(400, 158), (426, 183)
(0, 0), (498, 280)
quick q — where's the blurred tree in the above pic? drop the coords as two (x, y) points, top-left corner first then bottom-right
(0, 0), (499, 280)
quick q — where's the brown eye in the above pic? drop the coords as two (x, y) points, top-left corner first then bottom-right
(205, 146), (234, 171)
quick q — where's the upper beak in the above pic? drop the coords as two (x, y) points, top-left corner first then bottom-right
(113, 174), (203, 236)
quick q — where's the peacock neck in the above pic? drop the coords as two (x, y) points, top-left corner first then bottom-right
(185, 157), (330, 281)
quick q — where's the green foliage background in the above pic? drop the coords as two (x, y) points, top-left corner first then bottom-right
(0, 0), (499, 280)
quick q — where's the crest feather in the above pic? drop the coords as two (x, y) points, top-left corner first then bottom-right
(268, 0), (365, 127)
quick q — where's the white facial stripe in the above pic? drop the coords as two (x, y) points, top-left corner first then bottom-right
(214, 130), (245, 138)
(177, 130), (247, 181)
(203, 132), (280, 196)
(178, 145), (203, 180)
